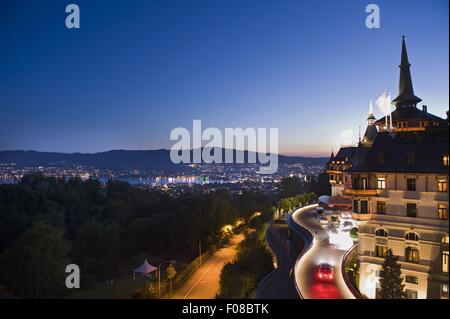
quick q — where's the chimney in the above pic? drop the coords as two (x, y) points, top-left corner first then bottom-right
(422, 105), (427, 113)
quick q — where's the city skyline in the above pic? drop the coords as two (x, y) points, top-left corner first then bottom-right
(0, 0), (448, 156)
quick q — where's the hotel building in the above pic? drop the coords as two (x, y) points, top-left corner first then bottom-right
(339, 37), (449, 299)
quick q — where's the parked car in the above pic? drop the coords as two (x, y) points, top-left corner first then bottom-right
(330, 215), (340, 226)
(342, 221), (353, 231)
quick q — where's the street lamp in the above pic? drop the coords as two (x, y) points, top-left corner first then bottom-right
(158, 260), (176, 298)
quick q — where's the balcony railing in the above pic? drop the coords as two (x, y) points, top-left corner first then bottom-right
(343, 188), (378, 196)
(435, 192), (449, 202)
(370, 214), (449, 229)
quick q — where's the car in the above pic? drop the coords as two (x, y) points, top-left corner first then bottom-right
(342, 221), (353, 231)
(316, 207), (325, 214)
(318, 215), (328, 224)
(330, 215), (340, 226)
(315, 263), (335, 281)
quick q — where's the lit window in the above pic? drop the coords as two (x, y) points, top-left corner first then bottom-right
(375, 228), (388, 237)
(377, 178), (386, 189)
(375, 245), (388, 258)
(405, 247), (419, 263)
(438, 179), (448, 192)
(405, 232), (419, 241)
(443, 156), (449, 167)
(442, 234), (449, 244)
(442, 251), (449, 274)
(442, 284), (449, 299)
(438, 205), (448, 220)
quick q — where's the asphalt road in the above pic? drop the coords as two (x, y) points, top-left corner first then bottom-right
(255, 223), (303, 299)
(171, 233), (245, 299)
(292, 205), (356, 299)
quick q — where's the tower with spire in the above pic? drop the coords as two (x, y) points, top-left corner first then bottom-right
(373, 36), (447, 132)
(392, 36), (422, 108)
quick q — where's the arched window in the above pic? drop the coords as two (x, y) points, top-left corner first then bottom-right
(375, 228), (388, 237)
(442, 234), (449, 244)
(405, 247), (419, 263)
(405, 232), (419, 241)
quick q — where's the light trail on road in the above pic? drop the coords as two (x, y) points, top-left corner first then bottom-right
(292, 205), (356, 299)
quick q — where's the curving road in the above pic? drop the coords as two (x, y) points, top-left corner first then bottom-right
(255, 223), (303, 299)
(171, 233), (244, 299)
(292, 205), (356, 299)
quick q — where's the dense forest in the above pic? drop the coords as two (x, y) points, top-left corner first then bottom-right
(0, 172), (328, 298)
(0, 173), (275, 297)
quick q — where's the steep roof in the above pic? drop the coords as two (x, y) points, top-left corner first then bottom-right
(334, 147), (357, 161)
(373, 105), (446, 126)
(346, 128), (449, 174)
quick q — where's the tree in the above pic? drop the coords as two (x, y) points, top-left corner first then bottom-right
(165, 264), (177, 296)
(349, 227), (359, 241)
(378, 249), (406, 299)
(278, 176), (303, 199)
(142, 280), (157, 299)
(0, 222), (70, 298)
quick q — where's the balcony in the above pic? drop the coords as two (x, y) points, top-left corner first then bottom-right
(343, 188), (378, 197)
(435, 192), (449, 202)
(352, 212), (372, 221)
(404, 191), (421, 200)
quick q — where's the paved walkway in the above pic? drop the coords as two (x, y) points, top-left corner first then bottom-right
(255, 223), (303, 299)
(171, 233), (245, 299)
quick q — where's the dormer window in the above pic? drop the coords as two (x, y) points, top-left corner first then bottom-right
(377, 153), (384, 165)
(407, 152), (416, 165)
(443, 155), (449, 167)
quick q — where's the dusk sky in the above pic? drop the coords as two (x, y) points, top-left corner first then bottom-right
(0, 0), (448, 156)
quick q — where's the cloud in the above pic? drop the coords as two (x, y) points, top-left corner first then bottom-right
(375, 90), (392, 115)
(340, 128), (353, 146)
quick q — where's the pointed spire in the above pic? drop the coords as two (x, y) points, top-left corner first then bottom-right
(392, 36), (422, 108)
(330, 148), (334, 160)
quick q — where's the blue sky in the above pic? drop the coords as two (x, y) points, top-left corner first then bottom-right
(0, 0), (448, 156)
